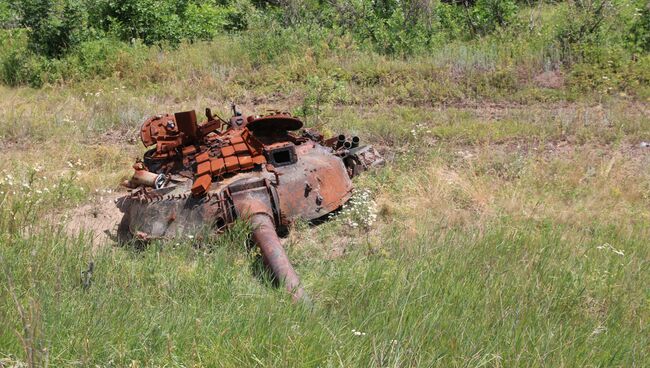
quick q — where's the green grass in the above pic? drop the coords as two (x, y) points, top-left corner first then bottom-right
(1, 192), (647, 366)
(0, 6), (649, 365)
(1, 99), (649, 366)
(1, 92), (649, 367)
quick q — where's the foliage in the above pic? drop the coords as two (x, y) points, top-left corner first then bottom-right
(13, 0), (93, 58)
(8, 0), (246, 58)
(316, 0), (518, 54)
(238, 13), (330, 66)
(89, 0), (188, 46)
(183, 3), (226, 41)
(0, 0), (648, 93)
(0, 31), (146, 87)
(568, 51), (650, 96)
(0, 1), (17, 28)
(554, 0), (616, 63)
(439, 0), (519, 39)
(361, 5), (434, 55)
(299, 74), (348, 122)
(627, 1), (650, 52)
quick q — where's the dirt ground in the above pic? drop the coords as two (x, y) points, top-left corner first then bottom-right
(65, 192), (125, 246)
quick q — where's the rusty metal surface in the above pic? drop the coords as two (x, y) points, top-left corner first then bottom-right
(250, 214), (306, 302)
(274, 143), (353, 224)
(116, 106), (384, 301)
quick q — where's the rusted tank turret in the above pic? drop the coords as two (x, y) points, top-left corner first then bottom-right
(116, 106), (383, 301)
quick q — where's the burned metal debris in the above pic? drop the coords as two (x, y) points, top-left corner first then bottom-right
(116, 106), (384, 301)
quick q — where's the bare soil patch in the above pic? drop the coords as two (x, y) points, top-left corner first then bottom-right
(65, 192), (124, 246)
(534, 70), (565, 89)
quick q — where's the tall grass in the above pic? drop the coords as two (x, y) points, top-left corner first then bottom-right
(1, 95), (649, 365)
(0, 2), (649, 365)
(1, 186), (647, 366)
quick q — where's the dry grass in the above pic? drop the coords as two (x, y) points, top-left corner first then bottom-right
(0, 39), (648, 366)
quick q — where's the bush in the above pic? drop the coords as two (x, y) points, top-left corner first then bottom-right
(628, 1), (650, 52)
(183, 3), (229, 41)
(567, 47), (650, 96)
(89, 0), (186, 46)
(299, 74), (348, 122)
(438, 0), (519, 40)
(5, 0), (521, 62)
(0, 31), (143, 87)
(0, 2), (17, 28)
(1, 48), (27, 86)
(240, 13), (328, 66)
(14, 0), (93, 58)
(0, 30), (33, 86)
(554, 0), (614, 64)
(64, 38), (143, 79)
(467, 0), (519, 37)
(362, 6), (433, 55)
(9, 0), (249, 57)
(269, 0), (518, 55)
(89, 0), (253, 46)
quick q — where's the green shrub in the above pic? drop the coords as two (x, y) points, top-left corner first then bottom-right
(14, 0), (93, 58)
(627, 1), (650, 52)
(0, 31), (144, 87)
(89, 0), (186, 46)
(64, 38), (142, 80)
(554, 0), (614, 64)
(299, 74), (349, 122)
(0, 1), (17, 28)
(0, 30), (40, 87)
(88, 0), (252, 47)
(363, 6), (433, 55)
(0, 49), (27, 86)
(438, 0), (519, 40)
(240, 13), (328, 66)
(468, 0), (519, 37)
(567, 47), (650, 96)
(9, 0), (247, 57)
(183, 3), (229, 41)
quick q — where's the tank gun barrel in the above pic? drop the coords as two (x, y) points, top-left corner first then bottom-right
(250, 214), (307, 303)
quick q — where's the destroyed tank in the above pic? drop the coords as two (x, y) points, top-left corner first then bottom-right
(116, 106), (383, 301)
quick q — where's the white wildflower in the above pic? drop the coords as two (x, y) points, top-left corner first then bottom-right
(591, 325), (607, 336)
(596, 243), (625, 257)
(338, 188), (378, 229)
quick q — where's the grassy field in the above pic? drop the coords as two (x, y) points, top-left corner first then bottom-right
(1, 17), (649, 368)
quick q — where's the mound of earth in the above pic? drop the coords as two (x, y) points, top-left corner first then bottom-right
(65, 193), (124, 246)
